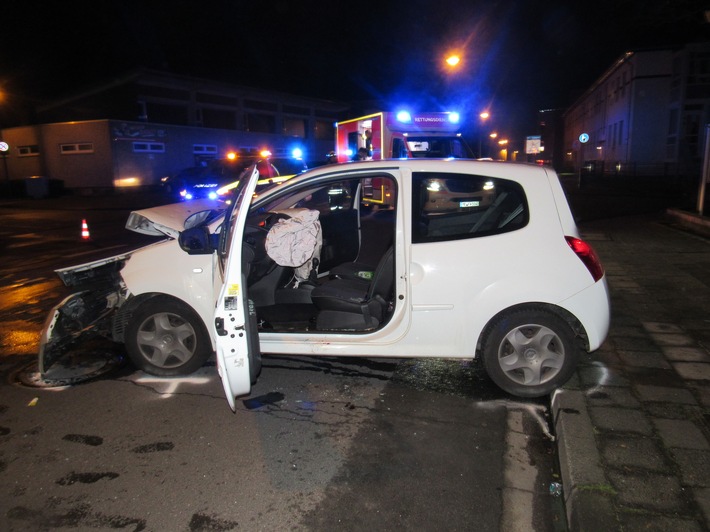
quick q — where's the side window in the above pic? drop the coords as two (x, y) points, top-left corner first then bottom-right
(412, 172), (528, 243)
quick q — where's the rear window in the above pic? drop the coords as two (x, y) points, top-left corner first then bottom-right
(412, 172), (528, 243)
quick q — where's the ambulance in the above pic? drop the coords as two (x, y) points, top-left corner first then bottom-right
(335, 111), (473, 162)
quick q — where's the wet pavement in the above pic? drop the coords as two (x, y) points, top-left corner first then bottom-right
(554, 211), (710, 530)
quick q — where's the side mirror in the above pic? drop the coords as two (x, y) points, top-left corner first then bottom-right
(179, 226), (215, 255)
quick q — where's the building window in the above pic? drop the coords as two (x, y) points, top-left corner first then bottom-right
(283, 117), (306, 137)
(18, 145), (40, 156)
(244, 99), (278, 111)
(202, 108), (236, 130)
(60, 143), (94, 154)
(193, 144), (218, 155)
(245, 113), (275, 134)
(132, 142), (165, 153)
(314, 119), (334, 140)
(146, 102), (188, 126)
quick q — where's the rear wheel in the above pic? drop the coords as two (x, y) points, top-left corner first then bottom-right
(481, 307), (579, 397)
(125, 297), (211, 376)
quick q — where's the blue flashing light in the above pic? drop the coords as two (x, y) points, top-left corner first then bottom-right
(184, 193), (193, 200)
(448, 112), (460, 124)
(396, 111), (412, 123)
(291, 147), (303, 159)
(345, 148), (353, 157)
(208, 191), (218, 200)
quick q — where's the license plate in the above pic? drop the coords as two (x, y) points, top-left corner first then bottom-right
(460, 200), (480, 208)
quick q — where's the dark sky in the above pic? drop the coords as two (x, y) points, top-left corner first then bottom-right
(2, 0), (709, 139)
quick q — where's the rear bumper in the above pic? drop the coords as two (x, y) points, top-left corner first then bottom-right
(560, 276), (611, 351)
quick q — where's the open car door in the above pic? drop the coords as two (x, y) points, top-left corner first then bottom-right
(213, 165), (261, 411)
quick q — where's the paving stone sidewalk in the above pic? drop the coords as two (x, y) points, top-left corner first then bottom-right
(552, 213), (710, 531)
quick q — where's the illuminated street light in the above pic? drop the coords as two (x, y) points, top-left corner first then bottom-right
(478, 111), (491, 158)
(445, 54), (461, 67)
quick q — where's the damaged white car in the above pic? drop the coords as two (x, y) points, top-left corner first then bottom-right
(40, 160), (611, 410)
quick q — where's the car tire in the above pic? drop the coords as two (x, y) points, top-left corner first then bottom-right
(481, 307), (579, 397)
(125, 296), (212, 376)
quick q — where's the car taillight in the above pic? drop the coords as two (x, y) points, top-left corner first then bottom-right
(566, 236), (604, 282)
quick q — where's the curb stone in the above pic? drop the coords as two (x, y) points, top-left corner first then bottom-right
(551, 389), (619, 531)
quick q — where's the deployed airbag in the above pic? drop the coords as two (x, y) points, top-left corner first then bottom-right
(265, 209), (322, 283)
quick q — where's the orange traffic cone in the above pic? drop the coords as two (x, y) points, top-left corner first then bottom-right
(81, 219), (91, 241)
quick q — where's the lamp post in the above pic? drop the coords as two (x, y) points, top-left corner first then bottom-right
(478, 111), (490, 158)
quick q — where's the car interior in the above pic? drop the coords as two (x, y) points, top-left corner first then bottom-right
(242, 174), (397, 333)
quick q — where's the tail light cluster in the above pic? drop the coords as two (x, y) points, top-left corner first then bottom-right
(565, 236), (604, 282)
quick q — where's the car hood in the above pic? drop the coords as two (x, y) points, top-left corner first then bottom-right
(125, 199), (225, 238)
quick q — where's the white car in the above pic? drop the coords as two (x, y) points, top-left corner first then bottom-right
(40, 160), (610, 410)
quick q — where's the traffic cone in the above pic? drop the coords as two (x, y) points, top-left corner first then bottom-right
(81, 219), (91, 241)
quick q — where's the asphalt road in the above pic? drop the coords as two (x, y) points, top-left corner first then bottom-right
(0, 195), (564, 531)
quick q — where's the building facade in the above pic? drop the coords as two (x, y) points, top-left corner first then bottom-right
(0, 69), (349, 192)
(562, 43), (710, 178)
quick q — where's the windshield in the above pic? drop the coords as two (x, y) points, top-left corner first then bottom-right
(406, 136), (470, 158)
(218, 164), (257, 265)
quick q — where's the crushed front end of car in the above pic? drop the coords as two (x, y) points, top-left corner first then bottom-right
(38, 254), (130, 375)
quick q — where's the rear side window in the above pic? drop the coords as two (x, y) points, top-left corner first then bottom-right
(412, 172), (528, 243)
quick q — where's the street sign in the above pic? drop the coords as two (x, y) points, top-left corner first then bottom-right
(0, 142), (9, 152)
(578, 133), (589, 144)
(525, 135), (541, 154)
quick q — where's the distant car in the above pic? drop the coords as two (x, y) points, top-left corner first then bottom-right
(40, 160), (610, 409)
(163, 156), (308, 201)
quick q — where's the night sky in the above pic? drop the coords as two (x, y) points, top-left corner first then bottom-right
(2, 0), (708, 139)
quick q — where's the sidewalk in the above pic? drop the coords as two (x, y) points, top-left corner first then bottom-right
(553, 212), (710, 530)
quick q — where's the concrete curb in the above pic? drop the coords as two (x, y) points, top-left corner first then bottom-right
(665, 208), (710, 238)
(551, 389), (618, 531)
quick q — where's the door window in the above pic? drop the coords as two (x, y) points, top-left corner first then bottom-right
(412, 172), (528, 243)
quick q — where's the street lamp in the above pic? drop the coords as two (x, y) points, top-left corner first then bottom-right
(478, 111), (490, 158)
(445, 54), (461, 68)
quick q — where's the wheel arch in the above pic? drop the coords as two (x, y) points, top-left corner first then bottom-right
(112, 292), (212, 347)
(475, 302), (589, 355)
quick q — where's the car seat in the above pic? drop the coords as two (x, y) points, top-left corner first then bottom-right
(311, 246), (394, 331)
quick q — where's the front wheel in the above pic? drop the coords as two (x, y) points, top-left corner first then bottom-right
(481, 307), (579, 397)
(125, 297), (212, 376)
